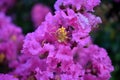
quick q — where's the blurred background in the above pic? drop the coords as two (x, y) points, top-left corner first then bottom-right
(0, 0), (120, 80)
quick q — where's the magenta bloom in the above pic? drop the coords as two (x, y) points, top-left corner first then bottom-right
(31, 3), (51, 28)
(0, 13), (24, 67)
(22, 11), (113, 80)
(0, 74), (18, 80)
(15, 0), (114, 80)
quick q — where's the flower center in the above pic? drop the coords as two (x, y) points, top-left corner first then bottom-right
(57, 27), (68, 42)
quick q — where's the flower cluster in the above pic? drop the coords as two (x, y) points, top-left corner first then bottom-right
(12, 0), (114, 80)
(0, 12), (24, 69)
(31, 3), (51, 29)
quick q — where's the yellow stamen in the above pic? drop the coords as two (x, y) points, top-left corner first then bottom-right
(0, 53), (5, 63)
(57, 27), (68, 42)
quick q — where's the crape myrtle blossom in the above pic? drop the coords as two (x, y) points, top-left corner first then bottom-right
(31, 3), (51, 29)
(22, 10), (113, 80)
(20, 0), (114, 80)
(0, 74), (18, 80)
(23, 12), (89, 55)
(23, 9), (101, 55)
(0, 13), (24, 68)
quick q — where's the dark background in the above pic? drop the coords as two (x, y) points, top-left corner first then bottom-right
(6, 0), (120, 80)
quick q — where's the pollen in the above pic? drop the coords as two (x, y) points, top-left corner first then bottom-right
(57, 26), (68, 42)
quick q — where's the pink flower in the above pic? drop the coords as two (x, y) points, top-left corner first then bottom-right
(20, 0), (114, 80)
(0, 13), (24, 68)
(31, 3), (51, 28)
(23, 9), (96, 56)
